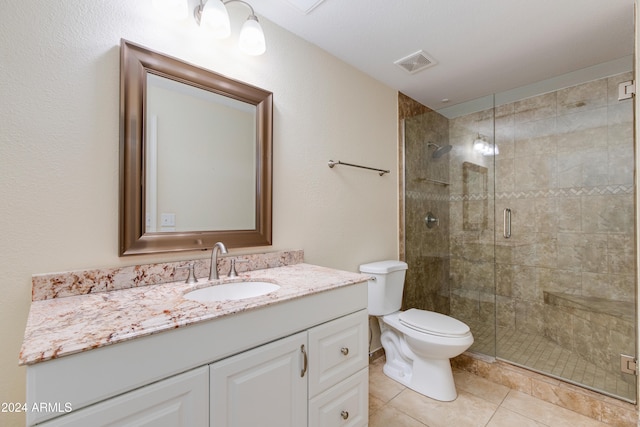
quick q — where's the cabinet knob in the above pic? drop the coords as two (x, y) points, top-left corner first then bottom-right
(340, 347), (349, 356)
(340, 410), (349, 420)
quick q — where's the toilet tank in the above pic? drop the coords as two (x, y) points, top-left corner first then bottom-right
(359, 260), (408, 316)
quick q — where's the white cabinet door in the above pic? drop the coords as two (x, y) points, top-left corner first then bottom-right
(38, 366), (209, 427)
(308, 310), (368, 397)
(210, 332), (308, 427)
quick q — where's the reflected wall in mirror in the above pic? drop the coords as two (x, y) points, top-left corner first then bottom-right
(120, 39), (273, 256)
(462, 162), (488, 231)
(145, 74), (257, 233)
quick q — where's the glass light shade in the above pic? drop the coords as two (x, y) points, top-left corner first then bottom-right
(153, 0), (188, 20)
(201, 0), (231, 39)
(239, 16), (266, 55)
(480, 143), (499, 156)
(473, 138), (486, 153)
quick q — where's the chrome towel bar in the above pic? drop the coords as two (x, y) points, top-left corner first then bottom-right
(425, 178), (450, 186)
(328, 160), (390, 176)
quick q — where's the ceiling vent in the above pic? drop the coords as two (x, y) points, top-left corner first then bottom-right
(285, 0), (326, 14)
(394, 50), (436, 74)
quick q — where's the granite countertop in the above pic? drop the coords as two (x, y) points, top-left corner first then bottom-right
(20, 263), (369, 366)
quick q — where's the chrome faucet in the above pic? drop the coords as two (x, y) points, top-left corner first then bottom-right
(208, 241), (228, 281)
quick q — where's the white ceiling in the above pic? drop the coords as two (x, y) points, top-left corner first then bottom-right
(251, 0), (635, 112)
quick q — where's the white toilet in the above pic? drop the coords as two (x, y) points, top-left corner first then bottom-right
(360, 260), (473, 401)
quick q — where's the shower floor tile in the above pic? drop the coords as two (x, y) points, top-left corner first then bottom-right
(468, 323), (635, 402)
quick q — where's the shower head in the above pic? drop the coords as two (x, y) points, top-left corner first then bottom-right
(427, 142), (452, 159)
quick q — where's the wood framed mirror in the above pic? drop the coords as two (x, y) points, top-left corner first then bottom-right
(119, 40), (272, 256)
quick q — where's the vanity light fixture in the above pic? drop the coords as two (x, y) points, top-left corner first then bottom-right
(194, 0), (267, 56)
(473, 134), (499, 156)
(472, 134), (486, 153)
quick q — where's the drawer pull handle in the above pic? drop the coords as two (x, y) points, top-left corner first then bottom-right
(341, 347), (349, 356)
(300, 345), (308, 378)
(341, 410), (349, 420)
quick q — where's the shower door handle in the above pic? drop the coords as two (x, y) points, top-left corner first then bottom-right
(503, 208), (511, 238)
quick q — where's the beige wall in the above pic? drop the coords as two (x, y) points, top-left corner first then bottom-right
(0, 1), (398, 424)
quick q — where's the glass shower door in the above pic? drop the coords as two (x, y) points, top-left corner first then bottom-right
(444, 96), (498, 359)
(492, 73), (637, 402)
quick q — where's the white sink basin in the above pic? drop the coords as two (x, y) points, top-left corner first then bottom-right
(184, 281), (280, 302)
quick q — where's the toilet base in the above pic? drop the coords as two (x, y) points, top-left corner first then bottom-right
(382, 356), (458, 401)
(378, 314), (468, 402)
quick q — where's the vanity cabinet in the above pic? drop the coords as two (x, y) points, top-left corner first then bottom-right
(26, 281), (368, 427)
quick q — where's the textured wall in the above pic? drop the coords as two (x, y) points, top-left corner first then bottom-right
(0, 1), (398, 424)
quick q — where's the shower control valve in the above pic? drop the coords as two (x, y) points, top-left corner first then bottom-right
(425, 212), (439, 228)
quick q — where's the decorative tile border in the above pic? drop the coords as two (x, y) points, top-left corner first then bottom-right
(407, 184), (633, 203)
(494, 184), (634, 200)
(32, 250), (304, 301)
(405, 190), (450, 201)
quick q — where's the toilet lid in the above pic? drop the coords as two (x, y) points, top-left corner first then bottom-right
(399, 309), (470, 337)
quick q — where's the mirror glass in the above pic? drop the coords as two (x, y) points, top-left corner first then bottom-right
(120, 40), (273, 255)
(145, 74), (257, 232)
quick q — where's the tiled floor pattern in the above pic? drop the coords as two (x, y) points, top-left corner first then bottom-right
(368, 357), (631, 427)
(468, 323), (635, 401)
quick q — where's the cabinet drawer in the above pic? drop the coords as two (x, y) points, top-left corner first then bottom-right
(308, 309), (368, 397)
(309, 368), (368, 427)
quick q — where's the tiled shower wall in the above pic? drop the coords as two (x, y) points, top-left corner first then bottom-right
(400, 93), (451, 314)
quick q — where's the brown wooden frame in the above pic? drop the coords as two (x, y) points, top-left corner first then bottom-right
(119, 39), (273, 256)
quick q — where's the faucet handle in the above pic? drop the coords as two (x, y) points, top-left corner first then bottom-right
(228, 259), (248, 278)
(176, 262), (198, 284)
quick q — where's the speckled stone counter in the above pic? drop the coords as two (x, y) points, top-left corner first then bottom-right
(20, 252), (369, 366)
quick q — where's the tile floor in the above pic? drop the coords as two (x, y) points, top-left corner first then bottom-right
(368, 357), (624, 427)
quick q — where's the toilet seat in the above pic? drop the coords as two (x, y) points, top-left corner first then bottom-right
(399, 308), (471, 338)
